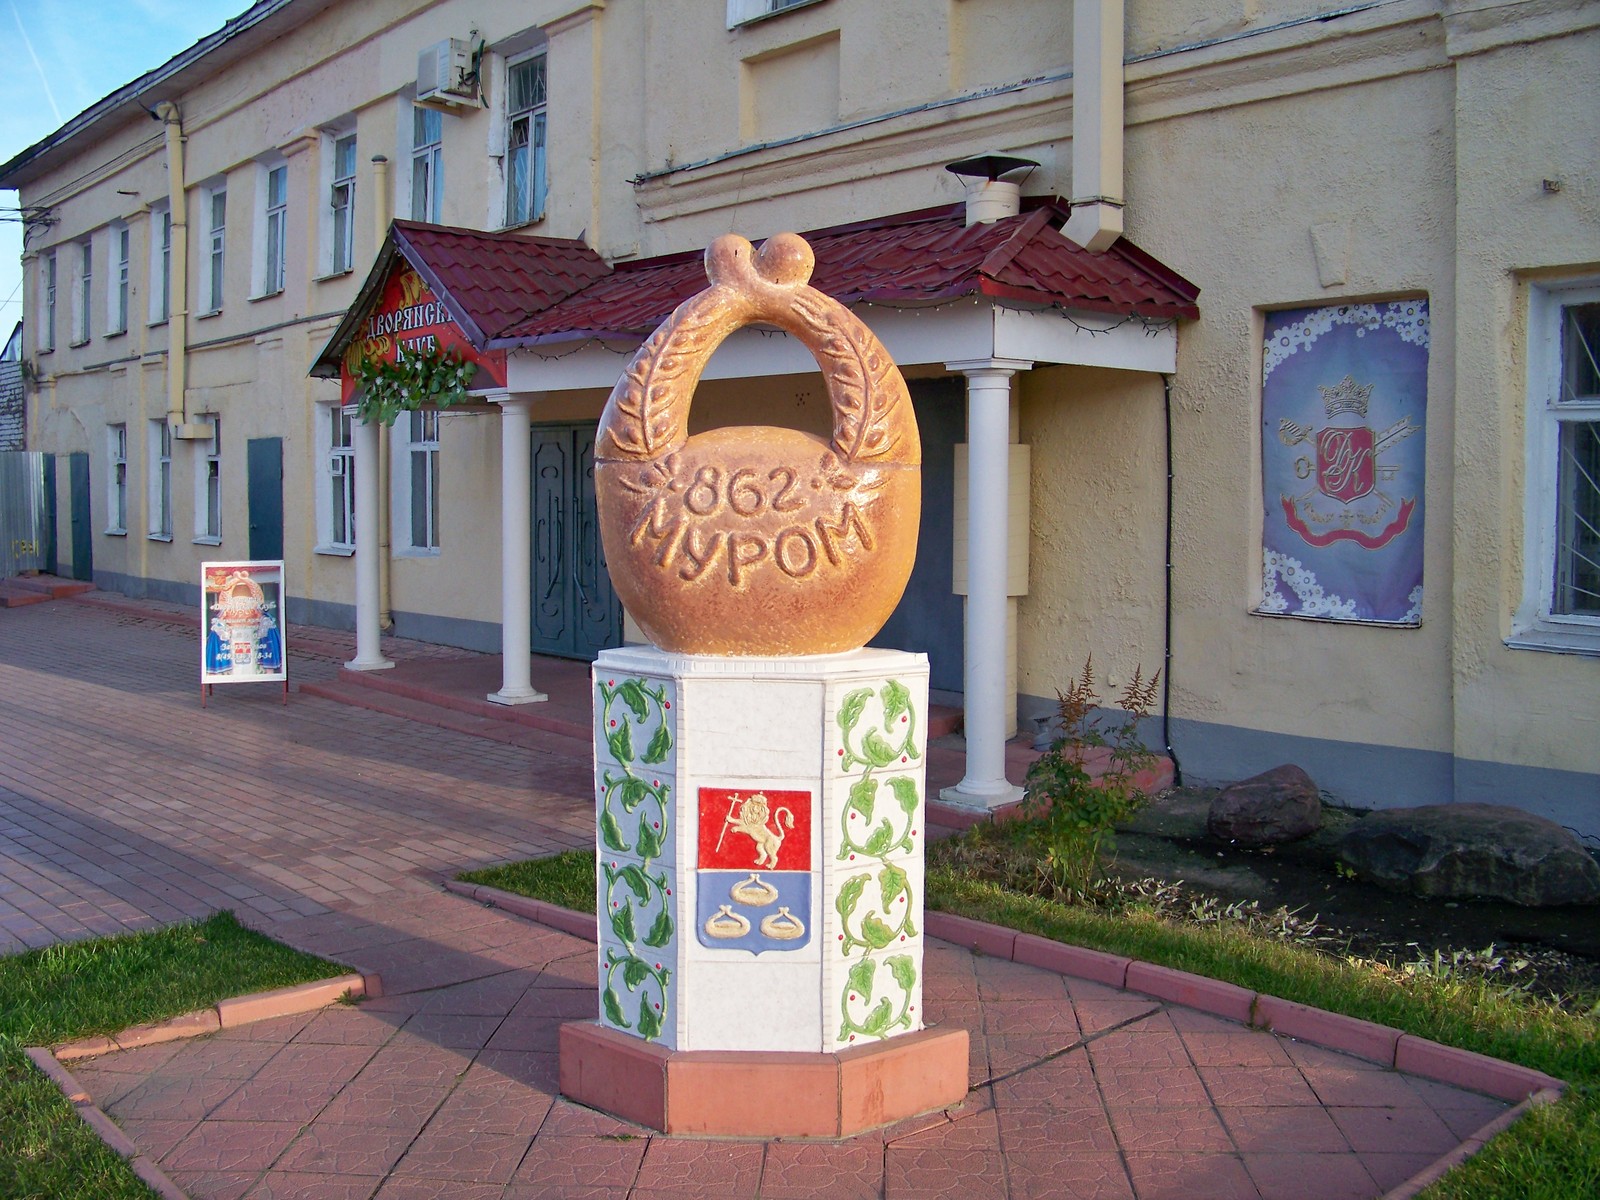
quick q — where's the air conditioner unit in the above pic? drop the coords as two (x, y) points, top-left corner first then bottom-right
(417, 38), (476, 104)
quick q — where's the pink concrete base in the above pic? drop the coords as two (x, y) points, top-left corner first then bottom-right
(559, 1021), (970, 1137)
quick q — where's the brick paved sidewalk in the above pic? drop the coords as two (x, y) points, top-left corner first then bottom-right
(65, 889), (1511, 1200)
(0, 598), (592, 952)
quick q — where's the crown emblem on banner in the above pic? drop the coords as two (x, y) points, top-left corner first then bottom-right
(1319, 374), (1374, 418)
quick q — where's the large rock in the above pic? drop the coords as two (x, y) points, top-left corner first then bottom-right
(1338, 803), (1600, 907)
(1207, 764), (1322, 846)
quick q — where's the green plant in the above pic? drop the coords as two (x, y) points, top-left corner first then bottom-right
(1021, 658), (1161, 903)
(353, 343), (478, 426)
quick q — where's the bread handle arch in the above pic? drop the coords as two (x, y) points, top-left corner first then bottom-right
(596, 233), (919, 467)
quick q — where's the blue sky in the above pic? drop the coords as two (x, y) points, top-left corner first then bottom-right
(1, 1), (243, 340)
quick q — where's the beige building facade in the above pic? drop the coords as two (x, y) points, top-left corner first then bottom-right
(3, 0), (1596, 834)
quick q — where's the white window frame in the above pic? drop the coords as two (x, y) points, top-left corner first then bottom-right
(322, 128), (358, 276)
(252, 161), (289, 298)
(318, 403), (358, 554)
(148, 204), (172, 324)
(193, 414), (222, 543)
(107, 223), (130, 335)
(148, 419), (172, 540)
(39, 251), (56, 352)
(393, 409), (441, 553)
(410, 104), (443, 223)
(1512, 278), (1600, 655)
(202, 182), (227, 314)
(726, 0), (826, 28)
(502, 51), (548, 228)
(71, 237), (92, 345)
(106, 423), (128, 535)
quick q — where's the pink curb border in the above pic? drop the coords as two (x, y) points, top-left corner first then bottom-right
(24, 970), (378, 1200)
(1381, 1086), (1564, 1200)
(445, 878), (599, 941)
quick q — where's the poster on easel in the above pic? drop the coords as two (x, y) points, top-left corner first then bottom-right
(201, 560), (288, 704)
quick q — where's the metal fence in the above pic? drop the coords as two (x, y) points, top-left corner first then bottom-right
(1, 451), (51, 579)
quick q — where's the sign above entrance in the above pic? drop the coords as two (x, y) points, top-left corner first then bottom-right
(338, 265), (506, 403)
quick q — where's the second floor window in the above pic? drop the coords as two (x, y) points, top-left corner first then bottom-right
(330, 133), (357, 273)
(411, 106), (443, 222)
(263, 165), (288, 295)
(109, 225), (130, 334)
(205, 186), (227, 313)
(40, 252), (56, 352)
(150, 206), (172, 323)
(505, 54), (547, 227)
(72, 239), (92, 344)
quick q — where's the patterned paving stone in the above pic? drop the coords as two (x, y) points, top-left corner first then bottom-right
(508, 1133), (648, 1190)
(886, 1145), (1009, 1198)
(243, 1170), (383, 1199)
(997, 1104), (1120, 1153)
(633, 1140), (765, 1193)
(1122, 1151), (1258, 1200)
(1216, 1103), (1353, 1154)
(1107, 1104), (1234, 1153)
(1005, 1151), (1135, 1200)
(760, 1140), (885, 1198)
(1243, 1151), (1380, 1200)
(162, 1118), (303, 1173)
(389, 1126), (532, 1184)
(274, 1123), (418, 1176)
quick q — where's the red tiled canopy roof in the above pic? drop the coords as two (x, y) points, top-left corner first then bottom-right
(313, 199), (1197, 377)
(392, 221), (610, 344)
(491, 199), (1198, 347)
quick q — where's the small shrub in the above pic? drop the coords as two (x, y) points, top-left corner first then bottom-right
(1021, 658), (1160, 903)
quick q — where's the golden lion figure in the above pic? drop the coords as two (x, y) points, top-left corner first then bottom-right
(720, 793), (794, 868)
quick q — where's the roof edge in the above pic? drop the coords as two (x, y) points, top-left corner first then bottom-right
(1, 0), (301, 187)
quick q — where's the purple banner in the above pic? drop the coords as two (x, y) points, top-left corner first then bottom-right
(1259, 301), (1429, 624)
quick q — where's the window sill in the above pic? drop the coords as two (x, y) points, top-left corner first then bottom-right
(147, 533), (173, 543)
(1505, 626), (1600, 658)
(105, 528), (127, 537)
(192, 536), (223, 547)
(248, 289), (284, 304)
(314, 268), (354, 283)
(197, 309), (222, 320)
(393, 547), (442, 559)
(498, 214), (547, 234)
(69, 338), (90, 348)
(104, 328), (127, 340)
(315, 543), (355, 557)
(147, 318), (169, 329)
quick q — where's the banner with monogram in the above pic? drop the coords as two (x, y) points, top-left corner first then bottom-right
(1259, 301), (1429, 624)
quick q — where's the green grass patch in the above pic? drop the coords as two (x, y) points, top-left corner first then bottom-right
(458, 850), (596, 914)
(930, 869), (1599, 1200)
(0, 911), (351, 1200)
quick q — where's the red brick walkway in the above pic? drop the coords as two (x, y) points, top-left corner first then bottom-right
(0, 595), (1523, 1198)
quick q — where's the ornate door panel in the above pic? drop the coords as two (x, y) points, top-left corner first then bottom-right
(531, 424), (622, 659)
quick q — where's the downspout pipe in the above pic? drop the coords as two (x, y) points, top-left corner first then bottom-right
(372, 155), (394, 631)
(1062, 0), (1125, 252)
(1161, 373), (1182, 786)
(155, 102), (191, 433)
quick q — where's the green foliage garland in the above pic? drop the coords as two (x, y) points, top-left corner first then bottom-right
(353, 344), (478, 426)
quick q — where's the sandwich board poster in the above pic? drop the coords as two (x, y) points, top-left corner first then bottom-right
(201, 561), (287, 693)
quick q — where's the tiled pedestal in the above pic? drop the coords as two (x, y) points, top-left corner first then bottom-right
(564, 645), (967, 1134)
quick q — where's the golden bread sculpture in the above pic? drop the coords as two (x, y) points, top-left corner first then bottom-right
(594, 232), (921, 656)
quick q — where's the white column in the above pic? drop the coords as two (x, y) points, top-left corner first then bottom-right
(345, 416), (394, 671)
(489, 393), (547, 705)
(941, 359), (1031, 807)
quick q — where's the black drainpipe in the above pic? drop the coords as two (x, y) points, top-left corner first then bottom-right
(1162, 373), (1183, 786)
